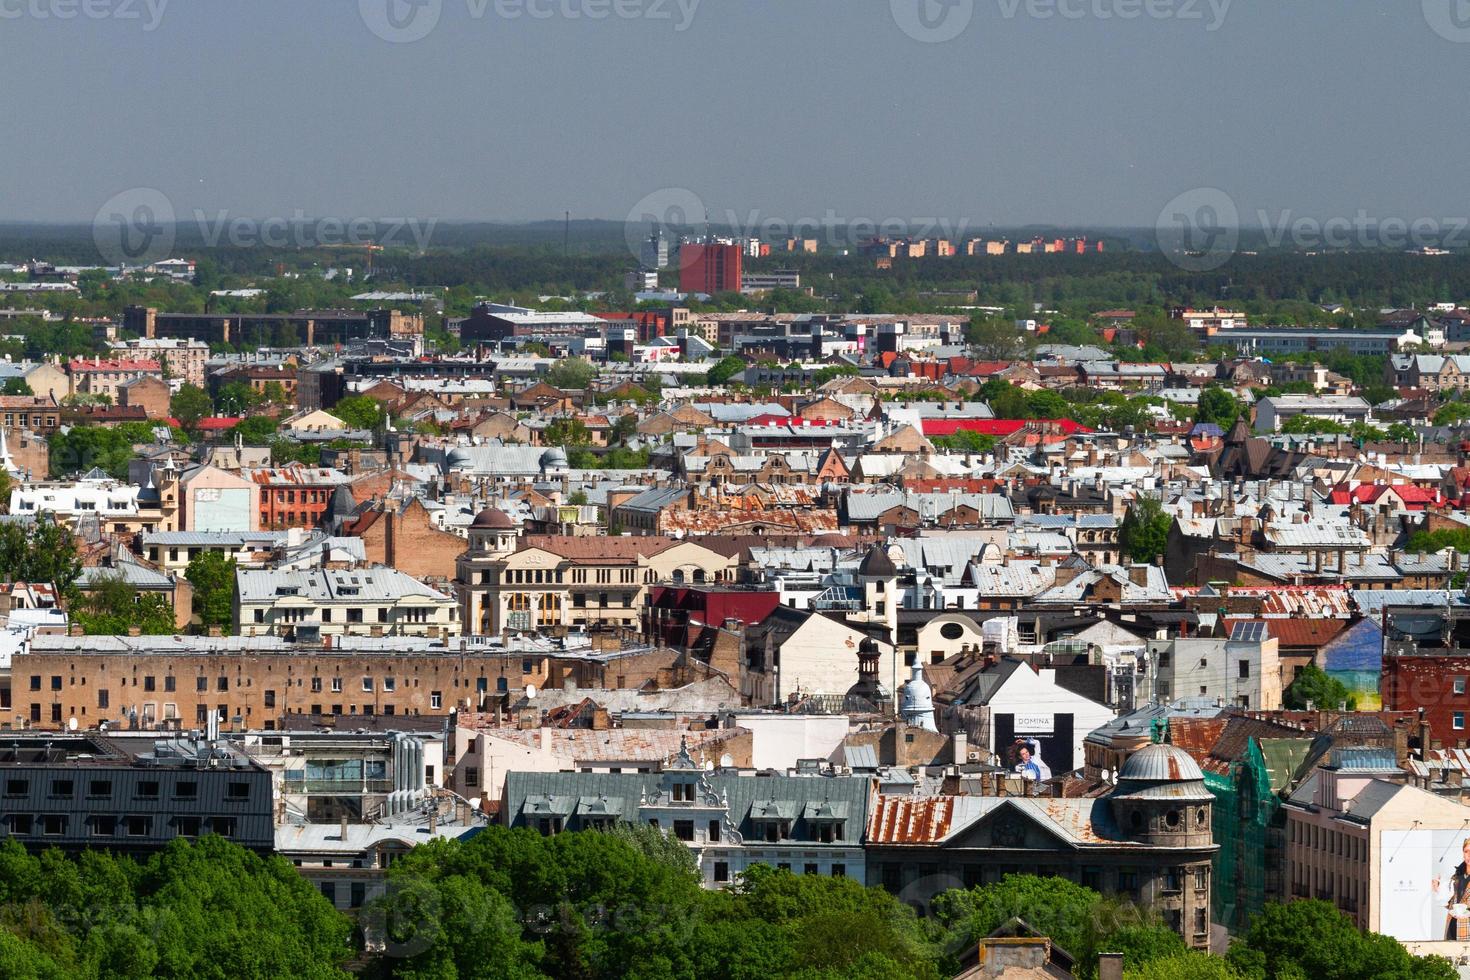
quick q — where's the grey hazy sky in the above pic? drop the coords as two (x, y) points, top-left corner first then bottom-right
(0, 0), (1461, 228)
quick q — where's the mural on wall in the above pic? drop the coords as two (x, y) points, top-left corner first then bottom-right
(1319, 617), (1383, 710)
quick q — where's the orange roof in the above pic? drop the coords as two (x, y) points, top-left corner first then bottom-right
(867, 795), (955, 843)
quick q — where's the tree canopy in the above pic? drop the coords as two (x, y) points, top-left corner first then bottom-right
(185, 551), (237, 633)
(1120, 496), (1172, 563)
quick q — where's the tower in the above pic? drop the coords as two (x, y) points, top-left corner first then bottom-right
(899, 664), (937, 732)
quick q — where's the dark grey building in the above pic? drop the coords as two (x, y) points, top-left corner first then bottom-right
(0, 734), (273, 854)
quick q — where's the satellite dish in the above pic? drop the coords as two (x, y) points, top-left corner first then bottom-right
(719, 753), (734, 768)
(524, 684), (537, 699)
(67, 717), (78, 732)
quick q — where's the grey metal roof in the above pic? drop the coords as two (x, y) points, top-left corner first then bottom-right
(235, 567), (450, 604)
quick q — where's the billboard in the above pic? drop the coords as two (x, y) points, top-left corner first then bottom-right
(1380, 830), (1470, 941)
(994, 712), (1075, 780)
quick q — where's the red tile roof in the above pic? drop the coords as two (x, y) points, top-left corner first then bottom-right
(866, 795), (955, 844)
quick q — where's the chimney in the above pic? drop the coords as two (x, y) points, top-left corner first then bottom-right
(1098, 953), (1124, 980)
(339, 815), (348, 842)
(1128, 565), (1148, 587)
(953, 731), (968, 765)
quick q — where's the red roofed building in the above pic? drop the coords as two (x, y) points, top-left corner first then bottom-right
(67, 358), (162, 402)
(196, 417), (243, 434)
(920, 418), (1092, 438)
(1326, 482), (1443, 510)
(594, 310), (667, 341)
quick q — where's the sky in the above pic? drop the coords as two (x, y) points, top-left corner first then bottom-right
(0, 0), (1463, 231)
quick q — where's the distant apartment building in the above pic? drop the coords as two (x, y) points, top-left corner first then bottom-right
(243, 465), (350, 529)
(68, 358), (162, 401)
(678, 243), (743, 295)
(109, 337), (210, 386)
(121, 305), (423, 349)
(740, 270), (802, 294)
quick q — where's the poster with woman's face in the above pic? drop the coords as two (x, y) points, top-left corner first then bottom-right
(1007, 738), (1051, 782)
(1380, 829), (1470, 941)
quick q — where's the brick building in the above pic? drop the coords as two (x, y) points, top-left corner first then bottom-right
(11, 634), (682, 732)
(118, 375), (171, 419)
(245, 465), (350, 529)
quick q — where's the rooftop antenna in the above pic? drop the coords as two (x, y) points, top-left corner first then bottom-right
(563, 211), (570, 257)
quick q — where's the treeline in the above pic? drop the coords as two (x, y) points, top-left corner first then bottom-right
(0, 829), (1452, 979)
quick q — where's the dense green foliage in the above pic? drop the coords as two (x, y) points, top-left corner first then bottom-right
(1120, 496), (1172, 563)
(1196, 386), (1245, 429)
(544, 359), (596, 390)
(1283, 664), (1356, 711)
(328, 396), (386, 432)
(185, 551), (237, 633)
(169, 384), (213, 430)
(1405, 527), (1470, 554)
(73, 574), (176, 636)
(705, 355), (748, 386)
(0, 836), (351, 979)
(1225, 900), (1454, 980)
(0, 520), (81, 595)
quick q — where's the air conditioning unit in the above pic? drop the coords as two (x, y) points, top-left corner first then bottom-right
(207, 757), (220, 769)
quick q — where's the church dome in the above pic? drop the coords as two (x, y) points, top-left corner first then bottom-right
(540, 447), (569, 470)
(1118, 743), (1204, 782)
(471, 507), (515, 530)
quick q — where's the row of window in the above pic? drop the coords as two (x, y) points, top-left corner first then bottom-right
(2, 813), (238, 838)
(3, 778), (250, 801)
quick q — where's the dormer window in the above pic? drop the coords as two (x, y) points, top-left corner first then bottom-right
(672, 782), (696, 803)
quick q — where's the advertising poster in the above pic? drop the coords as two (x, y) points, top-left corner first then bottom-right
(1380, 830), (1470, 941)
(995, 712), (1074, 779)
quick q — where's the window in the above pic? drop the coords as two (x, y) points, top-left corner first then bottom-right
(88, 779), (111, 798)
(708, 820), (721, 843)
(136, 781), (160, 800)
(464, 767), (479, 788)
(176, 816), (201, 837)
(351, 882), (366, 907)
(1456, 712), (1466, 731)
(217, 676), (228, 692)
(227, 781), (250, 800)
(804, 863), (818, 876)
(831, 864), (846, 878)
(1238, 660), (1250, 679)
(210, 816), (236, 837)
(1194, 908), (1207, 936)
(196, 676), (207, 692)
(311, 677), (322, 693)
(125, 816), (151, 837)
(176, 781), (197, 800)
(331, 678), (343, 693)
(383, 677), (395, 692)
(362, 677), (373, 692)
(49, 780), (72, 799)
(144, 676), (156, 692)
(91, 815), (116, 837)
(1194, 866), (1209, 890)
(3, 778), (26, 797)
(430, 691), (442, 710)
(50, 704), (61, 723)
(49, 676), (60, 691)
(1457, 677), (1468, 696)
(164, 676), (176, 693)
(673, 820), (695, 841)
(714, 861), (729, 883)
(28, 676), (39, 692)
(264, 690), (276, 709)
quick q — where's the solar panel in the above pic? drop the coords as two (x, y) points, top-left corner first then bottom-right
(1229, 621), (1267, 643)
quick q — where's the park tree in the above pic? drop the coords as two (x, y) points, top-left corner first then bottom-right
(329, 395), (386, 431)
(185, 551), (237, 633)
(169, 384), (213, 430)
(0, 519), (81, 597)
(545, 358), (597, 390)
(1195, 386), (1244, 429)
(73, 574), (176, 635)
(705, 355), (748, 386)
(967, 316), (1027, 360)
(1120, 496), (1172, 563)
(1229, 900), (1455, 980)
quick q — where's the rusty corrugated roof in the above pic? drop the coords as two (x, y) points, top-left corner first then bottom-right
(866, 795), (954, 843)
